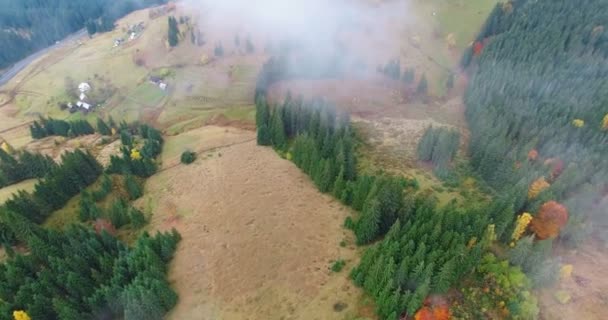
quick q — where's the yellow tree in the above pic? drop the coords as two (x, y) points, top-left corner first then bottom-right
(528, 177), (550, 199)
(1, 141), (14, 154)
(572, 119), (585, 128)
(603, 114), (608, 130)
(130, 148), (142, 161)
(13, 310), (31, 320)
(511, 212), (533, 242)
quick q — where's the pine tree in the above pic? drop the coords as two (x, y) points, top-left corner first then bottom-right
(96, 118), (111, 136)
(125, 175), (143, 200)
(417, 127), (437, 162)
(432, 257), (456, 293)
(446, 72), (455, 90)
(129, 207), (147, 228)
(332, 167), (346, 199)
(246, 37), (255, 53)
(407, 278), (430, 316)
(214, 42), (224, 56)
(168, 16), (179, 47)
(270, 110), (286, 149)
(355, 199), (382, 244)
(402, 68), (415, 84)
(417, 74), (428, 96)
(121, 130), (133, 147)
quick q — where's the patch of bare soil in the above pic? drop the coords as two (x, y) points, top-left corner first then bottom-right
(539, 242), (608, 320)
(268, 78), (466, 126)
(205, 113), (256, 131)
(140, 127), (364, 320)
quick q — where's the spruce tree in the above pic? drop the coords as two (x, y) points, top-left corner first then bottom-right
(168, 16), (179, 47)
(270, 110), (286, 149)
(355, 199), (382, 244)
(417, 74), (428, 96)
(96, 118), (111, 136)
(125, 175), (143, 200)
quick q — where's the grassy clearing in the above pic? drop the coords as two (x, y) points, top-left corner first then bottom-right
(436, 0), (500, 49)
(44, 175), (127, 228)
(161, 125), (254, 166)
(43, 173), (149, 244)
(129, 82), (167, 106)
(0, 179), (38, 204)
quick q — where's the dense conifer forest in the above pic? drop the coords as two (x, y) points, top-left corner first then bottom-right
(0, 223), (180, 320)
(0, 149), (55, 188)
(0, 0), (168, 69)
(0, 117), (175, 319)
(464, 0), (608, 244)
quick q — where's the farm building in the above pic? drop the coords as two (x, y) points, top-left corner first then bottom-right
(78, 82), (91, 92)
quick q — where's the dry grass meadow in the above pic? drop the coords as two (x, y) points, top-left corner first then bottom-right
(138, 127), (367, 320)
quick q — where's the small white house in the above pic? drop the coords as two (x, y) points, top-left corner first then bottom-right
(159, 82), (167, 90)
(78, 82), (91, 93)
(76, 101), (91, 110)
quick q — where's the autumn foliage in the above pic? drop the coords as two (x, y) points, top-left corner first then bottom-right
(473, 41), (484, 56)
(572, 119), (585, 128)
(415, 297), (451, 320)
(528, 177), (550, 199)
(603, 114), (608, 130)
(511, 212), (533, 242)
(530, 201), (569, 239)
(544, 158), (564, 180)
(12, 311), (31, 320)
(527, 149), (538, 161)
(93, 218), (117, 235)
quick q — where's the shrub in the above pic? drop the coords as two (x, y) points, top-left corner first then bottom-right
(331, 259), (346, 272)
(180, 150), (197, 164)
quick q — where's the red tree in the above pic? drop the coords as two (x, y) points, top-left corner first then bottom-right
(473, 41), (484, 56)
(530, 201), (569, 239)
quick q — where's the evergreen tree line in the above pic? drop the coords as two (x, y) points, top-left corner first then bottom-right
(0, 150), (103, 247)
(107, 124), (163, 178)
(1, 149), (102, 225)
(0, 149), (55, 188)
(0, 218), (180, 320)
(463, 0), (608, 241)
(30, 116), (128, 139)
(416, 127), (460, 179)
(30, 118), (95, 139)
(0, 0), (168, 69)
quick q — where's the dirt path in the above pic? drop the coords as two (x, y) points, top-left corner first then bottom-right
(140, 128), (364, 320)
